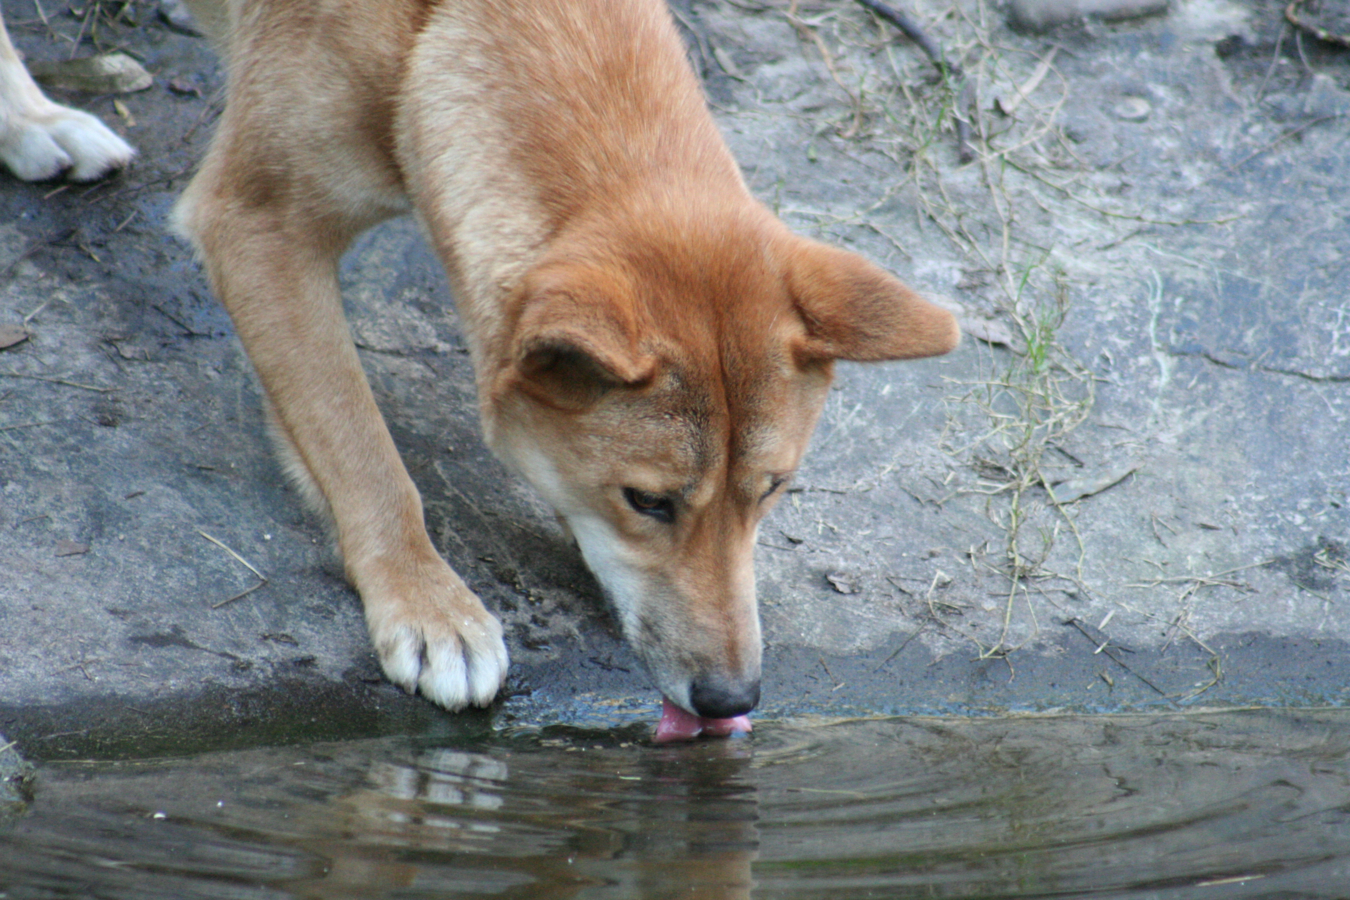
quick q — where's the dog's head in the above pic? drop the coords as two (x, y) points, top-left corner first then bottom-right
(486, 202), (958, 720)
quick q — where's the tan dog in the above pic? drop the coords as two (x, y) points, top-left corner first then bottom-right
(0, 9), (134, 181)
(173, 0), (958, 732)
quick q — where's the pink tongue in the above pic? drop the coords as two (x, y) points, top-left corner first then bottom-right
(654, 697), (753, 743)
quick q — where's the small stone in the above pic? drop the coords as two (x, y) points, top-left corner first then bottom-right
(1112, 96), (1152, 122)
(1303, 74), (1350, 118)
(1214, 34), (1247, 59)
(159, 0), (203, 36)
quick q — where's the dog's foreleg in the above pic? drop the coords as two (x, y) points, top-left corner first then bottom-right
(0, 9), (134, 181)
(177, 194), (508, 710)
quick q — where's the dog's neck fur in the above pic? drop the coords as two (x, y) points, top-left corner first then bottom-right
(395, 0), (746, 386)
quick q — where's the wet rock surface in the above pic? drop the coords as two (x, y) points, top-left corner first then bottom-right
(1, 0), (1347, 760)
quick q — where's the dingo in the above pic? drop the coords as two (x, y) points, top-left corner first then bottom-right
(172, 0), (959, 737)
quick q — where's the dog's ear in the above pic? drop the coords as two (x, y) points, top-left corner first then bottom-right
(786, 238), (960, 363)
(507, 266), (655, 411)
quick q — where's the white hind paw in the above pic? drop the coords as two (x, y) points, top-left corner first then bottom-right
(1, 103), (134, 182)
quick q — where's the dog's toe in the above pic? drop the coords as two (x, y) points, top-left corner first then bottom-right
(47, 110), (135, 181)
(416, 619), (508, 710)
(373, 625), (425, 696)
(1, 121), (73, 181)
(374, 620), (508, 711)
(0, 106), (133, 182)
(365, 569), (509, 711)
(461, 613), (510, 706)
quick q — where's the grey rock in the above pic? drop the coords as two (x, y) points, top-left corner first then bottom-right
(159, 0), (203, 36)
(1, 0), (1348, 760)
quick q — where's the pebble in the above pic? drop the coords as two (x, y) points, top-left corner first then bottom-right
(1112, 96), (1152, 121)
(159, 0), (203, 36)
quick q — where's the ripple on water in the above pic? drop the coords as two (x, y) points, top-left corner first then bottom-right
(2, 709), (1349, 898)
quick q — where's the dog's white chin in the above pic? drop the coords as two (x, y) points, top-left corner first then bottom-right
(553, 512), (756, 742)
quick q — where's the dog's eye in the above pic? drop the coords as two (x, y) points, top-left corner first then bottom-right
(623, 487), (675, 523)
(760, 474), (790, 503)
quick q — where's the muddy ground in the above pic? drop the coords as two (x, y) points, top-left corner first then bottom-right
(1, 0), (1347, 762)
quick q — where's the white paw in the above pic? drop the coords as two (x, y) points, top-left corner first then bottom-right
(1, 103), (134, 182)
(363, 566), (510, 711)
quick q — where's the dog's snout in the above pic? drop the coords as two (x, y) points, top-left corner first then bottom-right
(689, 676), (760, 719)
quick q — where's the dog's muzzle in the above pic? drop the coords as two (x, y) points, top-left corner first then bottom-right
(689, 674), (760, 719)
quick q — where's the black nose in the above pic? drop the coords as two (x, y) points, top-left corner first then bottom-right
(689, 676), (760, 719)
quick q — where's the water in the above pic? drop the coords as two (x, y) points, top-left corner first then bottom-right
(3, 709), (1349, 898)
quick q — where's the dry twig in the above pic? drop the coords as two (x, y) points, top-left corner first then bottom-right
(855, 0), (976, 160)
(198, 530), (269, 608)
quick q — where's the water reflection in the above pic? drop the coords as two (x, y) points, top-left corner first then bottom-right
(280, 739), (760, 898)
(2, 710), (1349, 898)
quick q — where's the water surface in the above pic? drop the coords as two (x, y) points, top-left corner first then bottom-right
(2, 709), (1348, 898)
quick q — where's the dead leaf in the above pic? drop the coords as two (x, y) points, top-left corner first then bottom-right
(712, 43), (745, 80)
(0, 324), (30, 350)
(167, 78), (202, 97)
(926, 295), (1013, 348)
(29, 54), (153, 95)
(109, 339), (149, 361)
(113, 98), (136, 126)
(826, 573), (861, 594)
(960, 315), (1015, 347)
(1048, 462), (1141, 504)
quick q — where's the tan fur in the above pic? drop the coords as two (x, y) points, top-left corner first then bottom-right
(174, 0), (959, 717)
